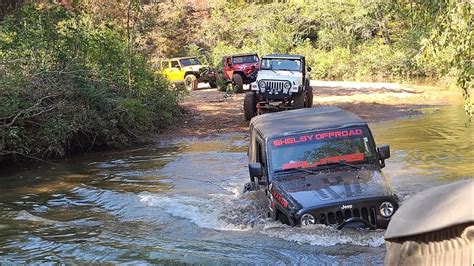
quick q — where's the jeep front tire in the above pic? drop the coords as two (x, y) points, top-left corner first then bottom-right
(244, 92), (257, 121)
(306, 86), (313, 107)
(209, 80), (218, 89)
(233, 73), (244, 93)
(293, 91), (306, 108)
(184, 74), (198, 91)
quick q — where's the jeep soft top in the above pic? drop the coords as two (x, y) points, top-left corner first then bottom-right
(167, 56), (199, 60)
(262, 54), (305, 60)
(250, 106), (366, 140)
(224, 53), (259, 59)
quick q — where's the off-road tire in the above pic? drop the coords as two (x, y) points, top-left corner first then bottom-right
(233, 73), (244, 93)
(293, 91), (306, 108)
(184, 74), (198, 91)
(306, 86), (313, 107)
(244, 92), (257, 121)
(209, 80), (218, 89)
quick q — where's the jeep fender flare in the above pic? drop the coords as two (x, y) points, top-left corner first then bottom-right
(184, 71), (199, 78)
(232, 71), (245, 77)
(274, 204), (293, 225)
(268, 189), (295, 226)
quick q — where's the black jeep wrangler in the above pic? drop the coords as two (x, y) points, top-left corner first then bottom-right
(245, 107), (399, 229)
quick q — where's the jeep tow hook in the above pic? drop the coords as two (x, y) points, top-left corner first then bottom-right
(336, 217), (376, 230)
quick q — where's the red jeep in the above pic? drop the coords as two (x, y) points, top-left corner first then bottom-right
(220, 53), (260, 93)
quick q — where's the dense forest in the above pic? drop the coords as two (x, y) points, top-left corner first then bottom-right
(0, 0), (472, 162)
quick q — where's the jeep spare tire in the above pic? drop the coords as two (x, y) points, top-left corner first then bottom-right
(233, 73), (244, 93)
(244, 92), (257, 121)
(184, 74), (198, 91)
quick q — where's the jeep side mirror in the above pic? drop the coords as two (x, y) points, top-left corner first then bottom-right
(378, 144), (390, 168)
(307, 67), (312, 72)
(249, 163), (263, 179)
(378, 145), (390, 160)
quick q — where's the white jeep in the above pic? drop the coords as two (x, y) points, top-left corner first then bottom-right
(244, 54), (313, 120)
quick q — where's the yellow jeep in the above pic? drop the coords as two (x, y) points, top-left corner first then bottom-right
(159, 57), (217, 91)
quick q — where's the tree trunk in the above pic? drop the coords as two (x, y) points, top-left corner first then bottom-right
(127, 0), (132, 90)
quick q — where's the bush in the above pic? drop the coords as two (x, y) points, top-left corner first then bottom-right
(0, 4), (180, 162)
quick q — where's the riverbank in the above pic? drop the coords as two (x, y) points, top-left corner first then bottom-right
(161, 81), (462, 137)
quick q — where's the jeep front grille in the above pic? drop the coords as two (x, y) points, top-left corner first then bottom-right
(317, 206), (377, 226)
(262, 80), (288, 90)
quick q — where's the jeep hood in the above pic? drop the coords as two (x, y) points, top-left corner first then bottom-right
(257, 70), (303, 83)
(273, 168), (394, 209)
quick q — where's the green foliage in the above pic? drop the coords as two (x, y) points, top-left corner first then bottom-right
(200, 0), (471, 87)
(419, 0), (472, 117)
(0, 4), (180, 161)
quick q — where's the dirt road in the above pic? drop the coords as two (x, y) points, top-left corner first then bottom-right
(162, 82), (461, 137)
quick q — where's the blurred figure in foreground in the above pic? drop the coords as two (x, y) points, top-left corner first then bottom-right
(384, 179), (473, 265)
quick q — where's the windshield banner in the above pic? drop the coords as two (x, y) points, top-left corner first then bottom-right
(282, 153), (364, 170)
(272, 129), (363, 147)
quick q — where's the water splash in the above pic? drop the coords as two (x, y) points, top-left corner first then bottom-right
(261, 224), (385, 247)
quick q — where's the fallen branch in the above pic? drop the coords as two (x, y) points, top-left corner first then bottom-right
(0, 94), (58, 127)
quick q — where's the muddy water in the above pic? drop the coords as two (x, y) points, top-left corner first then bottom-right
(0, 106), (472, 263)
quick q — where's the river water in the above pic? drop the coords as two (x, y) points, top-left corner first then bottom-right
(0, 106), (472, 264)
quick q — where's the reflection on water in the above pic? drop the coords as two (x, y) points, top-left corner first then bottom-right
(0, 106), (472, 263)
(371, 106), (473, 198)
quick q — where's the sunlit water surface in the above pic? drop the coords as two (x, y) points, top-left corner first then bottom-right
(0, 106), (472, 264)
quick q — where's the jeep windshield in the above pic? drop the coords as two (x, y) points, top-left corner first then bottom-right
(261, 58), (301, 71)
(232, 55), (259, 64)
(179, 58), (201, 66)
(269, 127), (376, 173)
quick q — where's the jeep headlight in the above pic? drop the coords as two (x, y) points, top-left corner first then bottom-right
(379, 201), (394, 217)
(258, 80), (266, 89)
(284, 81), (291, 90)
(300, 213), (316, 226)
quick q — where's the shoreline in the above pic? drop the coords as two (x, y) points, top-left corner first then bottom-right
(159, 81), (462, 138)
(0, 81), (462, 166)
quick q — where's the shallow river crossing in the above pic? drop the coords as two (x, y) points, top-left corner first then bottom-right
(0, 106), (472, 264)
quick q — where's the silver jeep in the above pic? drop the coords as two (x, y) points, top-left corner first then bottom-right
(244, 54), (313, 120)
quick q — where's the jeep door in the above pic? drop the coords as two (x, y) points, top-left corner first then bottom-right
(248, 128), (269, 182)
(223, 57), (233, 80)
(160, 61), (171, 79)
(168, 60), (185, 81)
